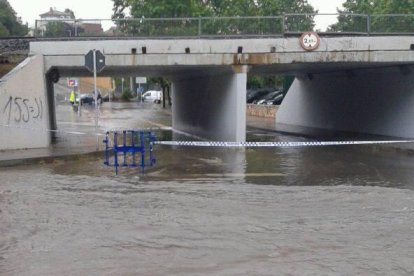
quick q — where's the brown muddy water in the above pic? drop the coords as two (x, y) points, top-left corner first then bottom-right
(1, 102), (414, 275)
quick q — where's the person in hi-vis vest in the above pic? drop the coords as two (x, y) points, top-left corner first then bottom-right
(69, 90), (75, 105)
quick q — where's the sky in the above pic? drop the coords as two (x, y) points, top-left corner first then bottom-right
(8, 0), (346, 30)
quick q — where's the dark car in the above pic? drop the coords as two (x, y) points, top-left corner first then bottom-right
(265, 93), (285, 105)
(256, 90), (280, 104)
(102, 94), (110, 102)
(246, 89), (273, 104)
(76, 92), (103, 105)
(257, 90), (284, 105)
(76, 93), (94, 105)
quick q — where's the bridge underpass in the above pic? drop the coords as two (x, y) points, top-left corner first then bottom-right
(1, 36), (414, 150)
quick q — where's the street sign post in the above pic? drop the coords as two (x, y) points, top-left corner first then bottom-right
(85, 50), (105, 73)
(67, 78), (78, 87)
(85, 49), (106, 149)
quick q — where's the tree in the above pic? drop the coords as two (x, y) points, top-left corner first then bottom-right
(44, 22), (65, 37)
(64, 8), (76, 19)
(0, 0), (28, 36)
(112, 0), (130, 19)
(329, 0), (414, 33)
(112, 0), (210, 36)
(370, 0), (414, 32)
(111, 0), (316, 36)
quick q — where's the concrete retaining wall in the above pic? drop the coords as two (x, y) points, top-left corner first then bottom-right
(246, 104), (278, 118)
(0, 55), (50, 150)
(0, 38), (30, 55)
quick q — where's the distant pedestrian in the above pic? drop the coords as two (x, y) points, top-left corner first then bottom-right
(97, 91), (102, 104)
(69, 90), (75, 106)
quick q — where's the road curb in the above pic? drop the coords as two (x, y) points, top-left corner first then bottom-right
(0, 150), (105, 167)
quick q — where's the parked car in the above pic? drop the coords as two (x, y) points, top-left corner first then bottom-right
(102, 94), (110, 102)
(257, 90), (284, 105)
(246, 89), (273, 104)
(76, 91), (102, 105)
(265, 92), (285, 105)
(142, 90), (162, 103)
(76, 93), (94, 105)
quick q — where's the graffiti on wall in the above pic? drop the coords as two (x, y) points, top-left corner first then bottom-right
(1, 96), (44, 124)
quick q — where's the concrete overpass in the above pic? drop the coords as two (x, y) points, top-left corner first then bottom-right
(1, 35), (414, 150)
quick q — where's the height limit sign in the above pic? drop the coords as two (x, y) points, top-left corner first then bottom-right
(85, 49), (105, 73)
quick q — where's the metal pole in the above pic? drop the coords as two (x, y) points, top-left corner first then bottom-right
(76, 85), (81, 117)
(110, 79), (115, 103)
(114, 132), (118, 175)
(367, 15), (371, 35)
(104, 132), (109, 165)
(123, 130), (127, 166)
(139, 83), (143, 102)
(131, 131), (136, 166)
(198, 17), (202, 37)
(34, 20), (38, 37)
(93, 49), (99, 150)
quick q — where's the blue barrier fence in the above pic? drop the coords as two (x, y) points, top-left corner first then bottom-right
(103, 130), (156, 175)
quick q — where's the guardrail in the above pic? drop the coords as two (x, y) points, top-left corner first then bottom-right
(33, 13), (414, 38)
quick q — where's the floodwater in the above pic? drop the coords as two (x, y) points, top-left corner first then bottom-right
(1, 101), (414, 275)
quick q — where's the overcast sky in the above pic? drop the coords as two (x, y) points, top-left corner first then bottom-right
(8, 0), (345, 30)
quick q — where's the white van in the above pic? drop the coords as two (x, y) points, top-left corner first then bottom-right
(142, 90), (162, 103)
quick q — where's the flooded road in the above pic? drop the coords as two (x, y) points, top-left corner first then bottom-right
(1, 102), (414, 275)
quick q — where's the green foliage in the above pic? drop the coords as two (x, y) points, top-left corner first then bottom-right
(371, 0), (414, 32)
(0, 23), (8, 36)
(247, 75), (290, 91)
(114, 77), (131, 91)
(64, 9), (76, 19)
(112, 0), (316, 36)
(44, 22), (66, 37)
(129, 0), (211, 18)
(329, 0), (414, 33)
(0, 2), (28, 36)
(121, 88), (133, 101)
(148, 77), (169, 89)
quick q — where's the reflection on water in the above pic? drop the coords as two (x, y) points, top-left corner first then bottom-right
(63, 129), (414, 191)
(53, 101), (414, 190)
(36, 126), (414, 192)
(1, 160), (413, 275)
(1, 103), (414, 275)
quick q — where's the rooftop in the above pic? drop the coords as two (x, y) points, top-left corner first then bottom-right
(40, 7), (74, 19)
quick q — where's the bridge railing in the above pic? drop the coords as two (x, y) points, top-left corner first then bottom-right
(33, 13), (414, 38)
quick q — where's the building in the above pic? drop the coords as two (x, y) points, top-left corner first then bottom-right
(80, 23), (104, 36)
(37, 7), (104, 37)
(38, 7), (75, 30)
(39, 7), (74, 21)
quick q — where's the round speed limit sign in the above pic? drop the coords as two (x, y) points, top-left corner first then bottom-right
(299, 32), (320, 51)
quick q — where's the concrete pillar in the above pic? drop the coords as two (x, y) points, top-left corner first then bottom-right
(277, 66), (414, 138)
(0, 55), (51, 150)
(45, 77), (57, 133)
(130, 76), (134, 94)
(172, 66), (247, 141)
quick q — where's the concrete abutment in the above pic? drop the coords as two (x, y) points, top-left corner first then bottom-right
(277, 65), (414, 138)
(0, 55), (52, 150)
(172, 66), (247, 141)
